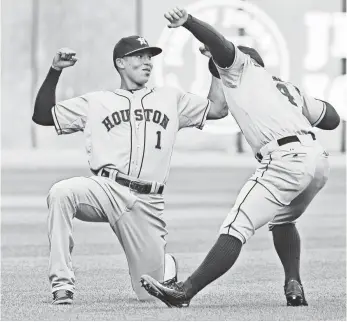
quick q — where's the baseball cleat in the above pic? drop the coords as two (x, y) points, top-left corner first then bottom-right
(284, 279), (308, 306)
(52, 290), (73, 305)
(140, 275), (190, 308)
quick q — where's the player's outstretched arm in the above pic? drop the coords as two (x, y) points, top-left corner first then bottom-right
(164, 7), (235, 68)
(32, 48), (78, 126)
(198, 47), (227, 119)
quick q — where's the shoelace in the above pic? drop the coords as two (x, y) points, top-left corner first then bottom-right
(162, 277), (178, 288)
(53, 290), (73, 300)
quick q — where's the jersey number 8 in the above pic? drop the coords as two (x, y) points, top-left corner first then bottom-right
(276, 82), (303, 108)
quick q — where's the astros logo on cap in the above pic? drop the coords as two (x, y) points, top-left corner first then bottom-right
(137, 37), (148, 45)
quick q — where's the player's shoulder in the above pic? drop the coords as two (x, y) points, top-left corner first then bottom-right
(76, 90), (125, 107)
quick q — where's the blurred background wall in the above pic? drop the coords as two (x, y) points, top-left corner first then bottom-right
(1, 0), (346, 153)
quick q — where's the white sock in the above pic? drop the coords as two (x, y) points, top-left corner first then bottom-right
(163, 254), (177, 281)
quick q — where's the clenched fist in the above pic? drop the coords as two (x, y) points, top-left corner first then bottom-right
(52, 48), (78, 71)
(164, 7), (188, 28)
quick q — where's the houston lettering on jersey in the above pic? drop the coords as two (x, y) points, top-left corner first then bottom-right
(102, 108), (170, 132)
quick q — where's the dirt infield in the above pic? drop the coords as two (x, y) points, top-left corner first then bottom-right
(1, 165), (346, 320)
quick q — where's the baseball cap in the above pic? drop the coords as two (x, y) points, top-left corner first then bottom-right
(113, 35), (162, 62)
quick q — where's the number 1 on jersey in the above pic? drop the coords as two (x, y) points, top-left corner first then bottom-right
(155, 131), (161, 149)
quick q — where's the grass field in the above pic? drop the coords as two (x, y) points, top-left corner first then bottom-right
(1, 164), (346, 320)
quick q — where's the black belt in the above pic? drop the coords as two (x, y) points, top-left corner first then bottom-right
(100, 169), (164, 195)
(256, 132), (316, 161)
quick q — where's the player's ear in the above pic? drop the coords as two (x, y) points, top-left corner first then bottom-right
(115, 58), (125, 70)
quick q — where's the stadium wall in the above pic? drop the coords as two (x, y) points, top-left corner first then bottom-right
(1, 0), (345, 152)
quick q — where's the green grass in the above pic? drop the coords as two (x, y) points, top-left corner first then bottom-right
(1, 166), (346, 320)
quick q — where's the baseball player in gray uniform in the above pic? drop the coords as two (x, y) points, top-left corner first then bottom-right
(32, 35), (227, 304)
(140, 7), (341, 308)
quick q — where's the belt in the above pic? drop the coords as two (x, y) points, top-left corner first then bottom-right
(100, 169), (164, 194)
(256, 132), (316, 162)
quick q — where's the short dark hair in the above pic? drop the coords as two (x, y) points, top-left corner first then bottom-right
(237, 46), (265, 67)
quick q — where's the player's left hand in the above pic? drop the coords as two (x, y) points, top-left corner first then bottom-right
(164, 7), (188, 28)
(199, 45), (212, 58)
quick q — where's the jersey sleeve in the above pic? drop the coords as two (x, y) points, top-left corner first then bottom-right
(213, 46), (249, 88)
(302, 94), (327, 127)
(52, 93), (92, 135)
(177, 91), (210, 130)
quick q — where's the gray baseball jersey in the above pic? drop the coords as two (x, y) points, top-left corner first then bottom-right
(52, 87), (210, 182)
(215, 46), (329, 243)
(48, 86), (210, 299)
(216, 47), (326, 154)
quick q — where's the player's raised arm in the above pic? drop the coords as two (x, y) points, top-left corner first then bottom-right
(198, 46), (227, 120)
(164, 7), (235, 68)
(32, 48), (78, 126)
